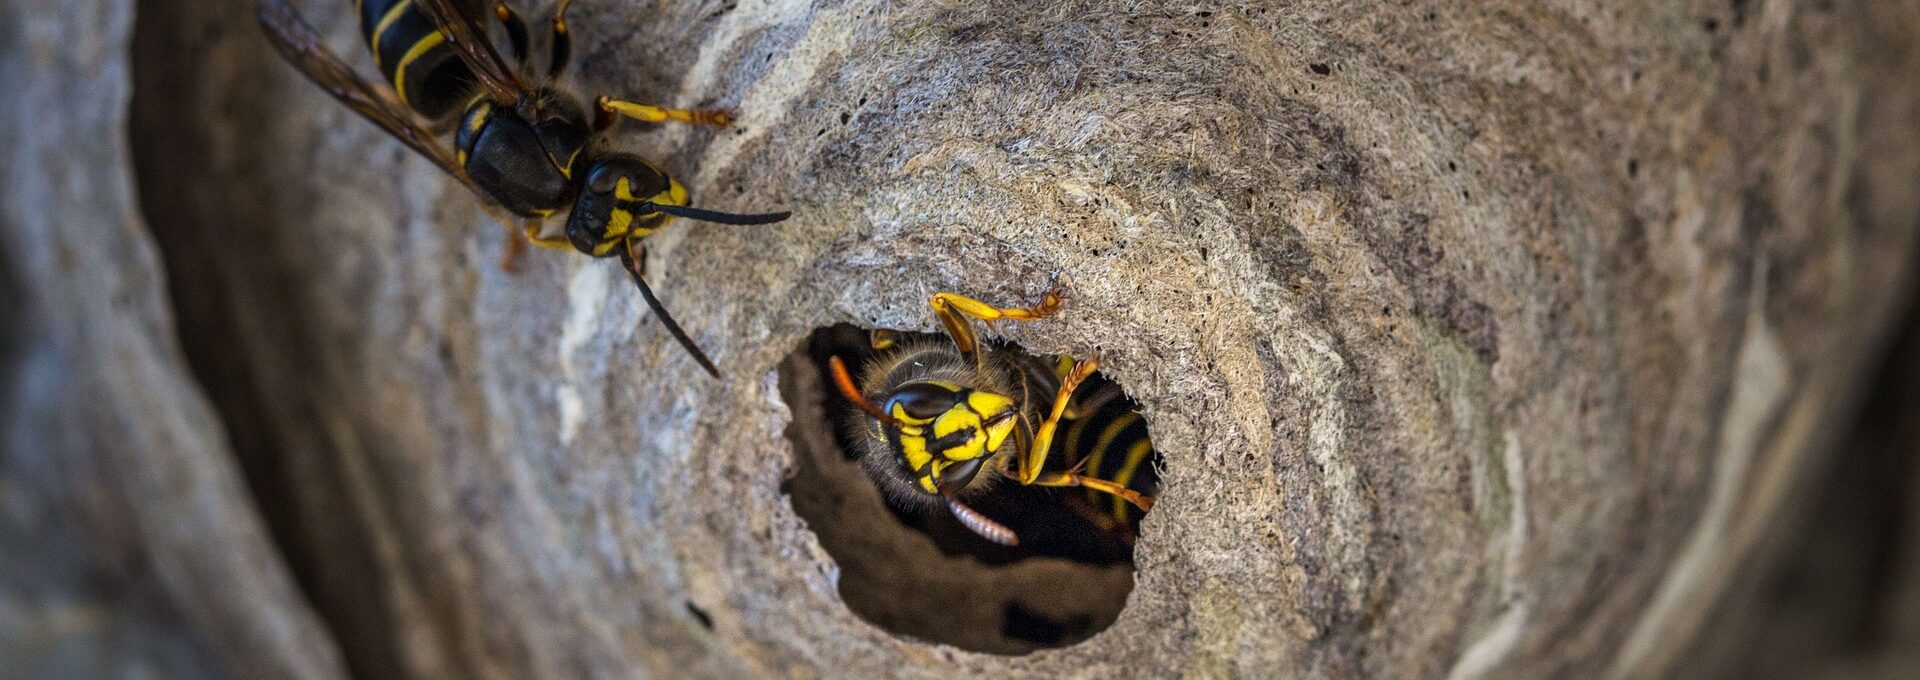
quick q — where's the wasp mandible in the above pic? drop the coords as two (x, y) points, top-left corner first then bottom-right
(256, 0), (790, 377)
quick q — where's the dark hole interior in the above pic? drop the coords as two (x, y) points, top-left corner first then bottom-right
(684, 601), (714, 630)
(779, 323), (1160, 654)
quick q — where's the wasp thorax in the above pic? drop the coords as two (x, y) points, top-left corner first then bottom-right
(523, 90), (591, 171)
(453, 91), (590, 218)
(563, 154), (686, 257)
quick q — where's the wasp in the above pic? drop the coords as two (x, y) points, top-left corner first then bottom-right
(826, 291), (1158, 546)
(256, 0), (791, 377)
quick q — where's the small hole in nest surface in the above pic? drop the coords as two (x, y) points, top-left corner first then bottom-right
(779, 324), (1162, 655)
(684, 601), (714, 630)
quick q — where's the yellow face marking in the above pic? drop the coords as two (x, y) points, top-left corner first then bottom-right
(966, 391), (1013, 419)
(607, 208), (633, 237)
(984, 414), (1016, 456)
(932, 408), (980, 440)
(663, 179), (689, 206)
(972, 391), (1017, 453)
(923, 460), (959, 494)
(369, 0), (411, 69)
(392, 32), (446, 106)
(903, 443), (932, 474)
(899, 421), (940, 493)
(920, 390), (1013, 461)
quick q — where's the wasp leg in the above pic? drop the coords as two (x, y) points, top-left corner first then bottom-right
(869, 328), (901, 350)
(550, 0), (575, 78)
(1022, 354), (1111, 420)
(1061, 490), (1138, 547)
(491, 2), (530, 66)
(597, 96), (735, 128)
(498, 220), (530, 271)
(929, 288), (1064, 367)
(1012, 354), (1098, 484)
(1031, 471), (1154, 512)
(518, 220), (571, 250)
(499, 217), (575, 270)
(618, 241), (721, 378)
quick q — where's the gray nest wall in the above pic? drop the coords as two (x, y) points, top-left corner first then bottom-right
(4, 0), (1920, 678)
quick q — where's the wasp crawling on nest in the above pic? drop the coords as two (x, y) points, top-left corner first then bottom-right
(826, 290), (1160, 548)
(256, 0), (791, 377)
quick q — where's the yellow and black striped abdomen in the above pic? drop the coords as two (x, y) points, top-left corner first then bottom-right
(357, 0), (478, 120)
(1058, 379), (1159, 523)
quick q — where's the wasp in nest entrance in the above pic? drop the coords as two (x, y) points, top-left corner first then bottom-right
(780, 290), (1162, 654)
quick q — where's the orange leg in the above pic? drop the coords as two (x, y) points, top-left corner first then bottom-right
(498, 220), (530, 272)
(597, 96), (734, 128)
(929, 288), (1065, 365)
(1014, 355), (1096, 484)
(1032, 471), (1154, 512)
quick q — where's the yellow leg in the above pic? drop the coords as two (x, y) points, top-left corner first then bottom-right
(1016, 355), (1098, 484)
(597, 96), (734, 127)
(519, 221), (571, 251)
(1033, 471), (1154, 512)
(929, 288), (1064, 361)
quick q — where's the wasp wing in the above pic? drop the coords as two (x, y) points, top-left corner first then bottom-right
(254, 0), (481, 194)
(413, 0), (529, 104)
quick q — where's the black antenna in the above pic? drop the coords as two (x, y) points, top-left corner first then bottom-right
(650, 203), (792, 225)
(618, 247), (720, 378)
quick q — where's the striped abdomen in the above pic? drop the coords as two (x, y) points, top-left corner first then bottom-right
(357, 0), (478, 119)
(1058, 376), (1159, 523)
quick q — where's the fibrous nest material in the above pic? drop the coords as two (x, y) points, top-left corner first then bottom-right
(2, 0), (1918, 678)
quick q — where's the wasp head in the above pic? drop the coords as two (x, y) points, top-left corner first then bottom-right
(876, 381), (1019, 496)
(564, 153), (688, 257)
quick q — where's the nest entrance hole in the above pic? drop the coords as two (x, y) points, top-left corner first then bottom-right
(779, 323), (1160, 654)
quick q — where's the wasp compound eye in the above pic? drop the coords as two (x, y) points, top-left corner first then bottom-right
(885, 383), (960, 422)
(585, 162), (621, 195)
(935, 457), (986, 495)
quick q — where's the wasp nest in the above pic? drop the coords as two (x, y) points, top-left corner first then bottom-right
(7, 0), (1920, 677)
